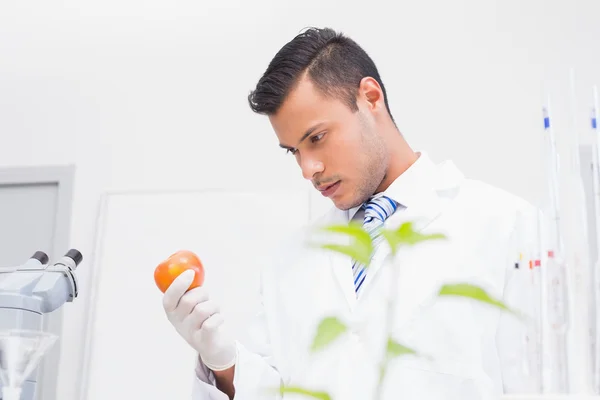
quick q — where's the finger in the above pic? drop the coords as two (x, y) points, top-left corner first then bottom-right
(200, 312), (225, 334)
(187, 300), (220, 330)
(162, 269), (196, 312)
(173, 286), (210, 320)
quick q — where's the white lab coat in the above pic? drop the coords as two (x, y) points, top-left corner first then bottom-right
(192, 152), (543, 400)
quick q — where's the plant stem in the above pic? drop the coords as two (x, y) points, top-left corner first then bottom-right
(373, 252), (399, 400)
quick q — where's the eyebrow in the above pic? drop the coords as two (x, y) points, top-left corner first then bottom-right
(279, 123), (324, 150)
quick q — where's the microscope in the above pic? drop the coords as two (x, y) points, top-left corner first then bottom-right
(0, 249), (83, 400)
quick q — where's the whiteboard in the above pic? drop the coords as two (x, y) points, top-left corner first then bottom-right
(79, 189), (311, 400)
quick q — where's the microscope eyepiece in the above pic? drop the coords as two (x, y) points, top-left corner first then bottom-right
(65, 249), (83, 266)
(31, 251), (49, 265)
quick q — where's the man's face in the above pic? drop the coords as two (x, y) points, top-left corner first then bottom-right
(269, 75), (388, 210)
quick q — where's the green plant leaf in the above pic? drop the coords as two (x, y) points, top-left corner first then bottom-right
(321, 222), (371, 243)
(387, 338), (417, 358)
(381, 229), (402, 255)
(382, 222), (446, 254)
(310, 316), (347, 352)
(320, 244), (371, 266)
(318, 222), (374, 265)
(395, 222), (447, 245)
(278, 386), (332, 400)
(438, 283), (514, 314)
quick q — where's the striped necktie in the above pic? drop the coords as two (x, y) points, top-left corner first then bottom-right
(352, 194), (398, 295)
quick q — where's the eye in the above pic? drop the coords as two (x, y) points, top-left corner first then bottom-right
(286, 148), (297, 155)
(311, 132), (325, 143)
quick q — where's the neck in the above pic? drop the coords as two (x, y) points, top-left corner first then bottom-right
(375, 125), (418, 193)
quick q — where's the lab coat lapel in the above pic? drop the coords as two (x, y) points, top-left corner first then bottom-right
(385, 157), (465, 235)
(361, 187), (444, 295)
(316, 157), (465, 311)
(311, 207), (358, 310)
(319, 186), (446, 311)
(390, 189), (442, 231)
(360, 158), (465, 296)
(326, 208), (359, 310)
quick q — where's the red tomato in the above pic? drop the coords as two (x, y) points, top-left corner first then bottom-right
(154, 250), (205, 293)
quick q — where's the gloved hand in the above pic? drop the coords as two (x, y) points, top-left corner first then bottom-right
(162, 269), (237, 371)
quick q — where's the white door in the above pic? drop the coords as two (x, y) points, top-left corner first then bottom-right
(0, 165), (74, 400)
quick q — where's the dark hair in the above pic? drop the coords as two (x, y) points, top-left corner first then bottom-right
(248, 27), (393, 120)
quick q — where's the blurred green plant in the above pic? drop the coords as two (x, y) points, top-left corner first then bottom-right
(276, 220), (517, 400)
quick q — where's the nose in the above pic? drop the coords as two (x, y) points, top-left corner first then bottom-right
(300, 156), (324, 180)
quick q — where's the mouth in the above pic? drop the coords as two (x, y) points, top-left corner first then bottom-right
(317, 181), (341, 198)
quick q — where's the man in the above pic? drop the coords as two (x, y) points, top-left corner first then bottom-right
(162, 27), (541, 399)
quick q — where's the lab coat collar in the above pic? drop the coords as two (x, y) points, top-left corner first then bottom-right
(323, 151), (465, 310)
(346, 151), (440, 221)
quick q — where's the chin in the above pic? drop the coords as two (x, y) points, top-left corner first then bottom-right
(333, 203), (352, 211)
(332, 196), (360, 212)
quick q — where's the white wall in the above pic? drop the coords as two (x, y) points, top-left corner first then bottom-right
(1, 0), (599, 399)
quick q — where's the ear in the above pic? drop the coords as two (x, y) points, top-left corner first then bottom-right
(358, 77), (384, 111)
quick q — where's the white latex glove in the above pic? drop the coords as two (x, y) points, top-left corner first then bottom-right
(162, 269), (237, 371)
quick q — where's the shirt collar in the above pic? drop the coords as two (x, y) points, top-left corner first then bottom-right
(348, 151), (437, 221)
